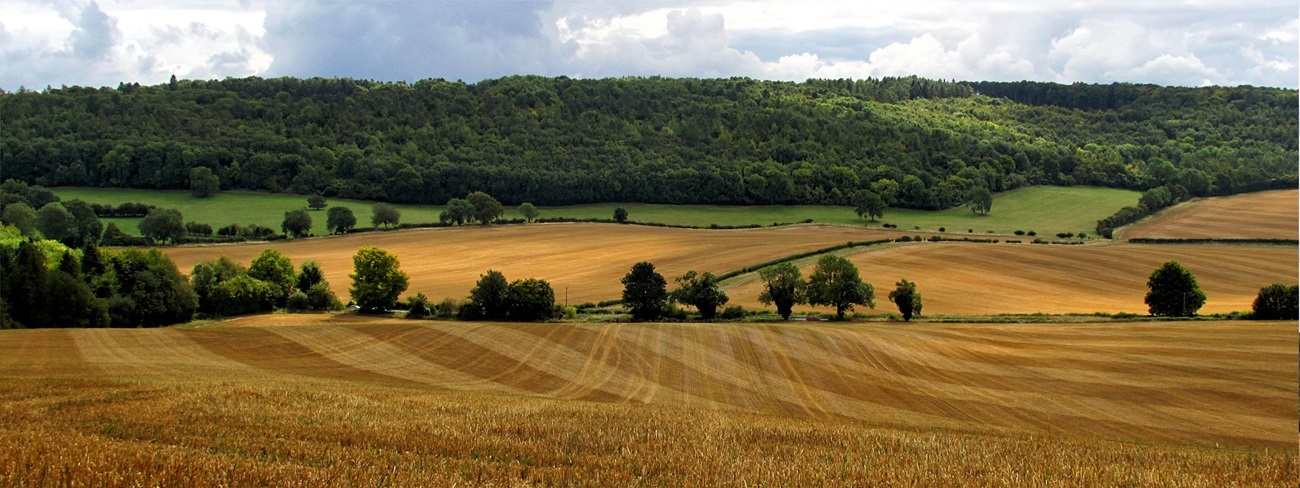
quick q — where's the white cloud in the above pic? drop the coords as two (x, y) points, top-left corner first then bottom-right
(0, 0), (1295, 90)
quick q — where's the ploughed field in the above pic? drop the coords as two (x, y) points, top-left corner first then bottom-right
(163, 223), (1298, 315)
(1123, 189), (1298, 240)
(0, 319), (1293, 486)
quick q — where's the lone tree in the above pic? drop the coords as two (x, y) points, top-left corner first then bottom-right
(613, 207), (629, 223)
(190, 167), (220, 198)
(1252, 283), (1298, 320)
(518, 202), (540, 223)
(281, 209), (313, 238)
(307, 194), (328, 210)
(672, 270), (729, 320)
(466, 191), (504, 225)
(966, 187), (993, 215)
(1144, 261), (1206, 317)
(807, 255), (874, 320)
(852, 189), (885, 222)
(372, 203), (401, 229)
(349, 246), (409, 313)
(326, 206), (357, 234)
(621, 261), (667, 321)
(758, 262), (806, 320)
(887, 279), (922, 321)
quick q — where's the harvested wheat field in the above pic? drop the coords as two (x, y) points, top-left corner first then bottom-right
(726, 242), (1298, 315)
(164, 223), (895, 304)
(0, 318), (1293, 486)
(1124, 189), (1298, 240)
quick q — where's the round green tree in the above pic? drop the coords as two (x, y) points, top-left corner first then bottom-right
(672, 270), (729, 320)
(807, 255), (874, 320)
(348, 247), (409, 313)
(887, 279), (922, 321)
(1144, 261), (1206, 317)
(757, 262), (806, 320)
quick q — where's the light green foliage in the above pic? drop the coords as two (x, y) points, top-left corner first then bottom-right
(371, 203), (401, 229)
(807, 255), (875, 320)
(966, 187), (993, 215)
(249, 249), (295, 305)
(518, 202), (540, 223)
(349, 247), (409, 313)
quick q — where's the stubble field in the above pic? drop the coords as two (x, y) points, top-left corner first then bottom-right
(0, 318), (1293, 486)
(1123, 189), (1298, 240)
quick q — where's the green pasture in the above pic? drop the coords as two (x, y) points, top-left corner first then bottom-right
(53, 185), (1138, 237)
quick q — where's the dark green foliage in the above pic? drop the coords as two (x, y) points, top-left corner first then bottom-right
(852, 190), (885, 221)
(466, 191), (504, 225)
(285, 291), (312, 312)
(965, 187), (993, 215)
(403, 293), (434, 319)
(249, 249), (295, 306)
(807, 255), (875, 320)
(518, 202), (539, 223)
(757, 262), (806, 320)
(191, 256), (247, 314)
(282, 209), (312, 238)
(326, 206), (357, 234)
(348, 246), (408, 313)
(466, 270), (509, 320)
(621, 262), (667, 321)
(371, 203), (400, 229)
(305, 282), (343, 311)
(185, 221), (213, 236)
(887, 279), (923, 321)
(61, 200), (102, 247)
(1144, 261), (1207, 317)
(307, 194), (328, 210)
(613, 207), (629, 223)
(296, 260), (326, 292)
(190, 167), (219, 198)
(104, 248), (198, 327)
(719, 306), (746, 320)
(36, 202), (77, 245)
(506, 278), (556, 322)
(138, 208), (185, 244)
(439, 198), (475, 225)
(2, 203), (37, 237)
(672, 270), (729, 320)
(1252, 284), (1298, 320)
(210, 275), (278, 316)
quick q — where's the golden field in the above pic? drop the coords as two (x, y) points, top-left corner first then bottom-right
(1124, 189), (1298, 240)
(0, 318), (1293, 486)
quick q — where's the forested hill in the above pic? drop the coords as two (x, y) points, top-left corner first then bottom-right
(1, 76), (1295, 208)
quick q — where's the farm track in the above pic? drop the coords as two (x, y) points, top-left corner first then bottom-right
(12, 318), (1292, 449)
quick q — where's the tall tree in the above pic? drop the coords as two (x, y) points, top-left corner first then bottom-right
(440, 198), (475, 225)
(281, 209), (313, 238)
(348, 247), (409, 313)
(807, 255), (874, 320)
(621, 261), (667, 321)
(758, 262), (806, 320)
(506, 278), (556, 321)
(966, 187), (993, 215)
(887, 279), (922, 321)
(467, 270), (510, 320)
(1144, 261), (1206, 317)
(852, 189), (885, 222)
(249, 249), (296, 306)
(189, 167), (220, 198)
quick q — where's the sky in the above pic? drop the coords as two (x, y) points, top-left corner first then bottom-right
(0, 0), (1296, 91)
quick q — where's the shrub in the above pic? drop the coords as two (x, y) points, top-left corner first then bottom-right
(1252, 284), (1298, 320)
(434, 298), (460, 319)
(1014, 230), (1025, 235)
(896, 236), (912, 242)
(285, 291), (312, 311)
(405, 293), (434, 319)
(1027, 230), (1037, 236)
(562, 306), (578, 320)
(938, 227), (945, 232)
(719, 306), (746, 320)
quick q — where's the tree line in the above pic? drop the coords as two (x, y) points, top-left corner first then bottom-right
(2, 76), (1293, 210)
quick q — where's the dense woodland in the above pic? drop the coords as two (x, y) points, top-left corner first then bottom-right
(1, 76), (1294, 208)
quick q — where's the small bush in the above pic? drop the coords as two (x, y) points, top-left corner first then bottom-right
(562, 306), (578, 320)
(967, 229), (973, 233)
(896, 236), (912, 242)
(405, 293), (434, 319)
(719, 306), (746, 320)
(1027, 230), (1037, 236)
(1014, 230), (1025, 235)
(928, 235), (942, 242)
(285, 291), (311, 311)
(938, 227), (946, 232)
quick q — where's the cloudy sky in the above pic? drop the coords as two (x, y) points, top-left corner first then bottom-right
(1, 0), (1296, 91)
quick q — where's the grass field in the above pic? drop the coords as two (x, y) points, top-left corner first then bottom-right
(0, 318), (1292, 486)
(54, 185), (1137, 237)
(1123, 189), (1298, 240)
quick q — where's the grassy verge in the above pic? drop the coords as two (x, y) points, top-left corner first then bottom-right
(53, 185), (1138, 237)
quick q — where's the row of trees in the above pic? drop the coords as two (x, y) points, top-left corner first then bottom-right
(4, 76), (1292, 210)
